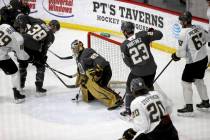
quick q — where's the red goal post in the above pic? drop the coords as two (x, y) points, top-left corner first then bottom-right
(87, 32), (130, 84)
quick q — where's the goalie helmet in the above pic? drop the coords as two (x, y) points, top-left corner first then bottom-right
(130, 78), (149, 96)
(71, 40), (84, 56)
(49, 20), (60, 33)
(179, 11), (192, 24)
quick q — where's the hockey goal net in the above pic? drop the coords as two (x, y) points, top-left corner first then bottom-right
(87, 32), (130, 84)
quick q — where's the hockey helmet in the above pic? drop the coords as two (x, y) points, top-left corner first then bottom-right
(179, 11), (192, 24)
(49, 20), (60, 32)
(130, 78), (149, 96)
(71, 40), (84, 56)
(13, 14), (27, 33)
(121, 21), (135, 34)
(10, 0), (21, 10)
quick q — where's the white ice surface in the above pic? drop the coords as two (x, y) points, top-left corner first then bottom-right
(0, 28), (210, 140)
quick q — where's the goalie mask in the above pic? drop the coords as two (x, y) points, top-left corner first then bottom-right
(71, 40), (84, 57)
(130, 78), (149, 97)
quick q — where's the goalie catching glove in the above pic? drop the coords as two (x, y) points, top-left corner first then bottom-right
(86, 64), (103, 81)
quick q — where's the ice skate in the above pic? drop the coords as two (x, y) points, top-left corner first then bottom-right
(177, 104), (194, 117)
(196, 100), (210, 112)
(13, 88), (25, 104)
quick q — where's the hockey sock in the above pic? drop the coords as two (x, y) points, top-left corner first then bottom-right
(182, 81), (193, 104)
(11, 71), (21, 90)
(194, 79), (209, 101)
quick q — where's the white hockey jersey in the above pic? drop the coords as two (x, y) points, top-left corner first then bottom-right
(0, 24), (29, 61)
(130, 91), (172, 138)
(176, 25), (210, 64)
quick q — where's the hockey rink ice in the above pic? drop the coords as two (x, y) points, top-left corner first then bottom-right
(0, 28), (210, 140)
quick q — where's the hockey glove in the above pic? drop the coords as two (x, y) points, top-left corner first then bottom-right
(122, 128), (137, 140)
(147, 28), (154, 36)
(95, 64), (103, 77)
(171, 53), (181, 61)
(26, 56), (34, 63)
(86, 68), (95, 76)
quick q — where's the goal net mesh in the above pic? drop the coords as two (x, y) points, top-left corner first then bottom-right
(87, 32), (130, 83)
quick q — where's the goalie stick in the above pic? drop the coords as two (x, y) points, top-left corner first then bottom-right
(45, 63), (77, 88)
(44, 64), (77, 78)
(48, 50), (73, 60)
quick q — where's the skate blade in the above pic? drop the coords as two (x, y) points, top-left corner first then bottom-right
(14, 99), (25, 104)
(197, 107), (210, 112)
(177, 112), (195, 117)
(35, 92), (47, 97)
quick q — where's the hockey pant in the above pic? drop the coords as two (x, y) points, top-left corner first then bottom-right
(134, 115), (179, 140)
(76, 73), (122, 108)
(19, 61), (46, 88)
(124, 73), (156, 111)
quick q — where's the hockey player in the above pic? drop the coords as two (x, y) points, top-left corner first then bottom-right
(171, 11), (210, 117)
(0, 23), (29, 103)
(15, 15), (60, 95)
(0, 0), (30, 25)
(71, 40), (123, 109)
(119, 78), (179, 140)
(120, 21), (163, 117)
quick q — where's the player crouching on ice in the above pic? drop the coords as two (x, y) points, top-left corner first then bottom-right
(71, 39), (123, 110)
(119, 78), (179, 140)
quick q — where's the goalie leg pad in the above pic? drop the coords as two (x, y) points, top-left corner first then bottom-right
(85, 77), (122, 108)
(75, 74), (88, 87)
(80, 85), (95, 102)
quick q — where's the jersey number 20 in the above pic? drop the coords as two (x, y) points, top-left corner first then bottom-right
(147, 101), (166, 123)
(129, 43), (150, 65)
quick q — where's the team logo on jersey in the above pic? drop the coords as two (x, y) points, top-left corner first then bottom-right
(42, 0), (74, 18)
(172, 23), (181, 39)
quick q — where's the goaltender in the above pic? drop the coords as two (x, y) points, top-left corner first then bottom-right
(71, 39), (123, 110)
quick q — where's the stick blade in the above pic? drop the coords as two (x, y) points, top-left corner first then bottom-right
(66, 85), (78, 88)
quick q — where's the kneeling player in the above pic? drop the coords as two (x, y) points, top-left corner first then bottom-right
(71, 40), (123, 109)
(120, 78), (179, 140)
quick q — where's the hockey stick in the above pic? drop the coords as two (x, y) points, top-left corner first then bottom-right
(121, 59), (173, 101)
(48, 50), (73, 60)
(44, 64), (77, 78)
(153, 59), (173, 83)
(45, 63), (77, 88)
(30, 10), (38, 14)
